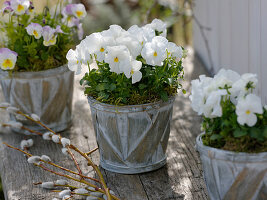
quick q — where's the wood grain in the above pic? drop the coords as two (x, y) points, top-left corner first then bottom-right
(0, 49), (209, 200)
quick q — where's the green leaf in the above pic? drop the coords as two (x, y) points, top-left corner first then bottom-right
(233, 129), (247, 137)
(41, 52), (49, 60)
(95, 84), (105, 91)
(160, 91), (168, 101)
(210, 134), (223, 140)
(249, 128), (262, 140)
(139, 84), (147, 90)
(109, 84), (116, 91)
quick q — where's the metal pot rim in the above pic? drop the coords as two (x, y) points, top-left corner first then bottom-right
(196, 133), (267, 162)
(87, 95), (176, 113)
(0, 64), (69, 79)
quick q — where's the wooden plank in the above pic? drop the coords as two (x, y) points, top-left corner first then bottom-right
(260, 0), (267, 104)
(218, 0), (232, 69)
(248, 0), (261, 97)
(230, 0), (249, 74)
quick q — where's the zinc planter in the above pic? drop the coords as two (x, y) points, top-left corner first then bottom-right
(0, 65), (74, 133)
(196, 134), (267, 200)
(88, 96), (175, 174)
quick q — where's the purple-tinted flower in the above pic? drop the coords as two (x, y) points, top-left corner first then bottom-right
(0, 48), (18, 70)
(55, 25), (63, 33)
(62, 4), (74, 17)
(77, 23), (83, 40)
(62, 14), (79, 28)
(10, 0), (30, 15)
(1, 1), (13, 13)
(42, 25), (61, 46)
(71, 3), (86, 20)
(26, 23), (43, 39)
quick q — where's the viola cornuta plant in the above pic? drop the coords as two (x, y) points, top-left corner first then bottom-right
(190, 69), (267, 153)
(0, 102), (119, 200)
(66, 19), (187, 105)
(0, 0), (86, 72)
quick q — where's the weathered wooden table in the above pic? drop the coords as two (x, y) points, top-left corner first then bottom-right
(0, 50), (210, 200)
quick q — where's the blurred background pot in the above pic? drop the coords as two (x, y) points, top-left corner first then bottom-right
(88, 96), (175, 174)
(196, 133), (267, 200)
(0, 65), (74, 133)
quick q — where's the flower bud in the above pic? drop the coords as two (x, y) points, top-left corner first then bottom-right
(55, 179), (68, 185)
(7, 106), (19, 113)
(41, 181), (55, 189)
(0, 102), (10, 107)
(61, 138), (70, 147)
(61, 148), (68, 155)
(31, 113), (40, 121)
(52, 135), (60, 143)
(42, 132), (53, 140)
(41, 155), (51, 162)
(59, 189), (71, 198)
(86, 197), (98, 200)
(75, 188), (88, 194)
(7, 121), (22, 129)
(90, 192), (103, 197)
(27, 156), (41, 164)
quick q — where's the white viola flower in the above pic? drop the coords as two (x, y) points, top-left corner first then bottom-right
(146, 18), (167, 37)
(236, 94), (263, 127)
(66, 49), (82, 75)
(203, 89), (227, 118)
(76, 40), (93, 65)
(41, 181), (55, 189)
(26, 23), (43, 39)
(0, 48), (18, 70)
(230, 73), (257, 104)
(61, 138), (70, 147)
(123, 60), (142, 84)
(101, 24), (125, 39)
(213, 68), (241, 89)
(52, 135), (60, 143)
(116, 32), (142, 59)
(31, 113), (40, 121)
(128, 25), (155, 46)
(167, 42), (183, 60)
(42, 26), (57, 46)
(55, 179), (68, 185)
(10, 0), (30, 15)
(27, 156), (41, 164)
(83, 32), (115, 62)
(42, 132), (53, 140)
(141, 36), (168, 66)
(59, 189), (71, 198)
(71, 3), (86, 20)
(105, 45), (131, 74)
(75, 188), (88, 194)
(41, 155), (51, 162)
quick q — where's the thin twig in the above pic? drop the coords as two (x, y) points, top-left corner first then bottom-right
(85, 147), (98, 155)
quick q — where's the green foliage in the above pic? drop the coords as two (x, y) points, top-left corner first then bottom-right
(81, 56), (184, 105)
(0, 5), (74, 72)
(202, 98), (267, 153)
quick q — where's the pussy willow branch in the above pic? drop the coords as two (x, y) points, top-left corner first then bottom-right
(67, 147), (84, 180)
(0, 106), (117, 200)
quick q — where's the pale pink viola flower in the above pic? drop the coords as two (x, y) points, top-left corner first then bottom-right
(0, 48), (18, 70)
(42, 26), (62, 46)
(71, 3), (86, 20)
(1, 1), (13, 13)
(26, 23), (43, 39)
(10, 0), (30, 15)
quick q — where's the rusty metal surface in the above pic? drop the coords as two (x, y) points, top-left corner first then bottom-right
(0, 65), (74, 133)
(88, 96), (175, 174)
(196, 134), (267, 200)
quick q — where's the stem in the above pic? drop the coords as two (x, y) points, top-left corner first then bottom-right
(85, 147), (98, 155)
(67, 146), (84, 180)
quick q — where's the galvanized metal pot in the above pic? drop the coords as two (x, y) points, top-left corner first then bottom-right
(196, 133), (267, 200)
(0, 65), (74, 133)
(88, 96), (175, 174)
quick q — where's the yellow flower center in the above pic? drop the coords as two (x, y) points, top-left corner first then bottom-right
(100, 47), (105, 52)
(76, 60), (79, 64)
(114, 57), (119, 63)
(17, 4), (24, 12)
(2, 59), (13, 69)
(153, 51), (157, 57)
(130, 69), (134, 75)
(76, 11), (83, 18)
(141, 41), (144, 45)
(33, 30), (38, 37)
(246, 110), (251, 115)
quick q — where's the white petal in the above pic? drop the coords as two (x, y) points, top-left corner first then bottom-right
(246, 113), (257, 127)
(132, 71), (142, 84)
